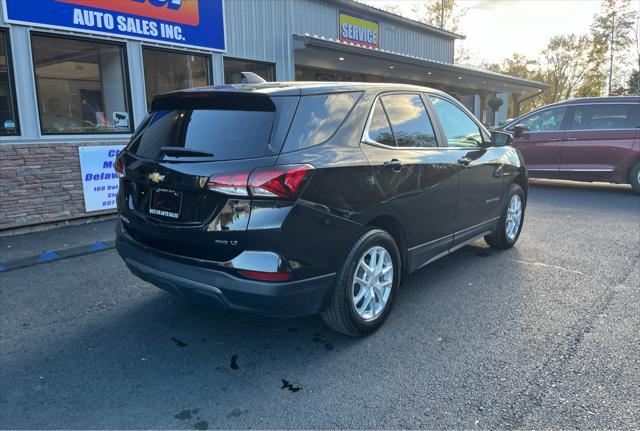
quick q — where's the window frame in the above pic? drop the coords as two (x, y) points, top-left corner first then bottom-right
(0, 27), (20, 136)
(141, 45), (213, 110)
(565, 102), (639, 132)
(223, 56), (276, 84)
(424, 94), (490, 149)
(30, 31), (134, 136)
(281, 91), (363, 153)
(504, 105), (570, 133)
(362, 91), (442, 150)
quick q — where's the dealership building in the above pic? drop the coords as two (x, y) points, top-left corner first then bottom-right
(0, 0), (545, 230)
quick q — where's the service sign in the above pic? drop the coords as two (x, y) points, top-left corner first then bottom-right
(339, 10), (379, 49)
(3, 0), (225, 51)
(78, 145), (124, 212)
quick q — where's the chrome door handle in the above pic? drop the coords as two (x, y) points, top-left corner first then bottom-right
(565, 137), (578, 141)
(457, 157), (472, 166)
(549, 138), (562, 142)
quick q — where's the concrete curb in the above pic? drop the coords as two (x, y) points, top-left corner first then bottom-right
(0, 240), (115, 273)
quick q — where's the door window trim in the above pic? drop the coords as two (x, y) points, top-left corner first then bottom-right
(565, 103), (639, 132)
(506, 102), (639, 133)
(425, 94), (490, 149)
(361, 91), (442, 150)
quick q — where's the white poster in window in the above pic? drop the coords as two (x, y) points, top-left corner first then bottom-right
(78, 145), (125, 212)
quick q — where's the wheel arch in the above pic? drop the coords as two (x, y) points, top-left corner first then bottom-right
(627, 154), (640, 184)
(364, 214), (407, 276)
(512, 171), (529, 200)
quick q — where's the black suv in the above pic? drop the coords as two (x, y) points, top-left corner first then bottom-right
(115, 82), (527, 336)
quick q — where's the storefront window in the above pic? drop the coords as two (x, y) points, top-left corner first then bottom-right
(31, 34), (132, 135)
(142, 48), (210, 110)
(0, 30), (19, 136)
(224, 57), (275, 84)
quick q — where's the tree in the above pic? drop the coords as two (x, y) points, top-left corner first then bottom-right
(540, 34), (603, 104)
(407, 0), (468, 33)
(627, 69), (640, 94)
(591, 0), (638, 94)
(360, 0), (467, 33)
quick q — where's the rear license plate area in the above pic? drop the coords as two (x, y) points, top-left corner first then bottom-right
(149, 188), (182, 219)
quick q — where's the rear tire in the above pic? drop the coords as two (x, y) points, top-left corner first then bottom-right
(630, 160), (640, 195)
(485, 183), (525, 249)
(320, 228), (401, 337)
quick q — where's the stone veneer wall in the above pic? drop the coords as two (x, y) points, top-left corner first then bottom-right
(0, 141), (127, 230)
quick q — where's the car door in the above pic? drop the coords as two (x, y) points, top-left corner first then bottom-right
(427, 95), (505, 247)
(360, 92), (459, 271)
(506, 106), (568, 174)
(560, 103), (639, 182)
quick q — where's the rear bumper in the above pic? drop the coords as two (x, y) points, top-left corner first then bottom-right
(116, 228), (335, 318)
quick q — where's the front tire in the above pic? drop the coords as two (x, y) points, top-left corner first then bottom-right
(630, 160), (640, 195)
(321, 228), (401, 337)
(485, 183), (525, 249)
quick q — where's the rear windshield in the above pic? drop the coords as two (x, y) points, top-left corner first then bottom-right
(129, 109), (275, 161)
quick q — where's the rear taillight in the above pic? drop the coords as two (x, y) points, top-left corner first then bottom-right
(114, 157), (125, 178)
(206, 172), (249, 196)
(207, 164), (314, 200)
(249, 164), (314, 199)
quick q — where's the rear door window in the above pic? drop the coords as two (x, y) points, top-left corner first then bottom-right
(569, 104), (636, 130)
(282, 92), (362, 152)
(129, 109), (275, 160)
(381, 94), (437, 148)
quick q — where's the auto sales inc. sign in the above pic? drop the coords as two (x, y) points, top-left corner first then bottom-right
(3, 0), (225, 51)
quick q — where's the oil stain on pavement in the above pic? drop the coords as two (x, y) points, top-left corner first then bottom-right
(171, 337), (188, 347)
(230, 355), (239, 369)
(281, 379), (302, 392)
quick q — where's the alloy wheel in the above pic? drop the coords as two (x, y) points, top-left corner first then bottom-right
(351, 246), (394, 321)
(505, 194), (523, 241)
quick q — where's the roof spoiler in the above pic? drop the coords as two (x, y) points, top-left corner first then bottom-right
(151, 91), (275, 112)
(241, 71), (267, 84)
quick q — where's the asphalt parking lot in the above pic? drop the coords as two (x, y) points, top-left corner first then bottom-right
(1, 180), (639, 429)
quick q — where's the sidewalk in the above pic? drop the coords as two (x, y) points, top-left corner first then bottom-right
(0, 218), (117, 272)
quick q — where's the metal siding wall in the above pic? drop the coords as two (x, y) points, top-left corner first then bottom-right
(222, 0), (293, 79)
(379, 21), (452, 62)
(289, 0), (340, 39)
(221, 0), (455, 71)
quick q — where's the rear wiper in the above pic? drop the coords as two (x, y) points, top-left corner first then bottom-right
(158, 146), (214, 158)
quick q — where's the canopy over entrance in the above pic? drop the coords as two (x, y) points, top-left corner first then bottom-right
(293, 34), (547, 122)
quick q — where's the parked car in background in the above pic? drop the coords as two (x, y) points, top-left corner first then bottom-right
(501, 96), (640, 194)
(115, 82), (527, 337)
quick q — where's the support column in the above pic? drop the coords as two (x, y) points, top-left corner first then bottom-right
(512, 92), (522, 118)
(478, 90), (489, 125)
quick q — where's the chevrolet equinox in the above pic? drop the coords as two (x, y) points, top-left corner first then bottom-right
(115, 82), (527, 336)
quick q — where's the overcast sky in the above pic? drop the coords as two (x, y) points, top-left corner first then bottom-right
(363, 0), (639, 65)
(458, 0), (606, 64)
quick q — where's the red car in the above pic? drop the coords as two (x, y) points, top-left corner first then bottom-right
(502, 96), (640, 194)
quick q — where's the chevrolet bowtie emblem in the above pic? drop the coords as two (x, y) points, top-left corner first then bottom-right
(148, 172), (165, 183)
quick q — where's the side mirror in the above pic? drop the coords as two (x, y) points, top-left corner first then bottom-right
(490, 130), (513, 147)
(512, 124), (528, 138)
